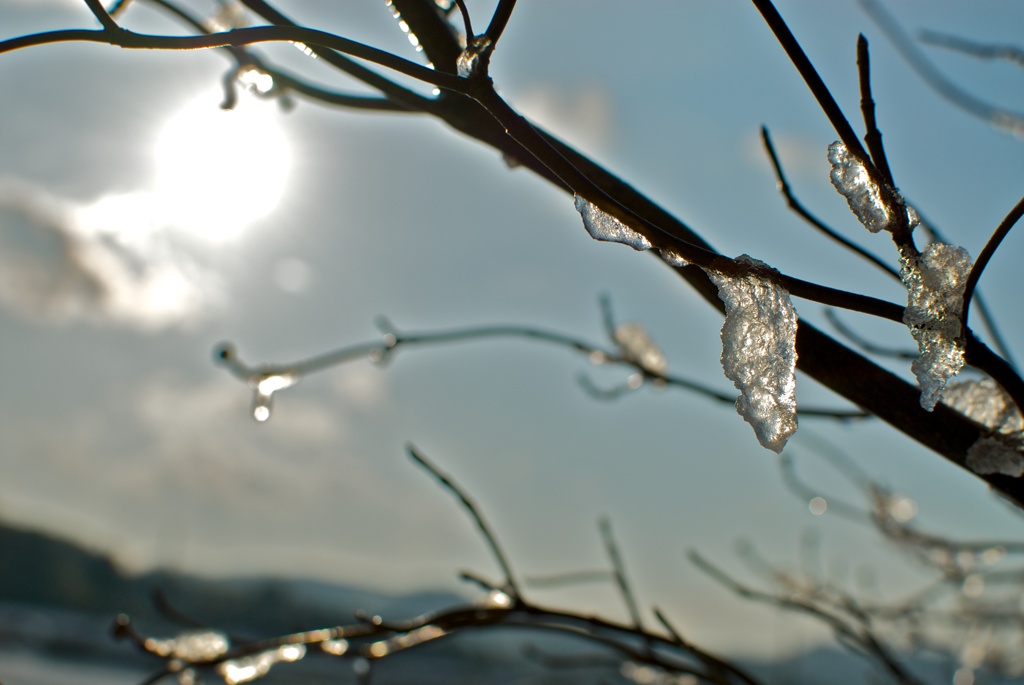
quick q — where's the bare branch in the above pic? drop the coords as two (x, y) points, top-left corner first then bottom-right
(761, 126), (898, 280)
(859, 0), (1024, 136)
(406, 444), (522, 601)
(920, 30), (1024, 67)
(857, 35), (895, 187)
(961, 194), (1024, 347)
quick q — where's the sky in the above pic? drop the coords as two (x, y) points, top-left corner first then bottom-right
(1, 0), (1024, 660)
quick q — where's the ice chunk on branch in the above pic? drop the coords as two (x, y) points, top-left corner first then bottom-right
(943, 379), (1024, 435)
(900, 243), (972, 410)
(943, 379), (1024, 477)
(706, 256), (798, 453)
(574, 195), (652, 252)
(827, 142), (890, 233)
(965, 437), (1024, 477)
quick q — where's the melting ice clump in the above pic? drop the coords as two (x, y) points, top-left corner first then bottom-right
(827, 142), (890, 233)
(965, 437), (1024, 477)
(900, 243), (972, 410)
(614, 323), (667, 376)
(943, 379), (1024, 477)
(574, 195), (651, 252)
(706, 256), (798, 453)
(943, 379), (1024, 434)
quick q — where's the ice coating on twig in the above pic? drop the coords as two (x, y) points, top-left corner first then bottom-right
(706, 256), (798, 453)
(659, 249), (690, 267)
(900, 243), (972, 410)
(827, 142), (890, 233)
(613, 323), (667, 376)
(219, 644), (307, 685)
(574, 195), (652, 252)
(457, 35), (493, 78)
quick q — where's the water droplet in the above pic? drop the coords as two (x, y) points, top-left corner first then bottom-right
(809, 497), (827, 515)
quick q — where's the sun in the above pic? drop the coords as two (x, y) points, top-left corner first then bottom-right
(152, 92), (292, 242)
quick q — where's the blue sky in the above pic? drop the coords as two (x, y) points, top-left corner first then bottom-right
(1, 0), (1023, 658)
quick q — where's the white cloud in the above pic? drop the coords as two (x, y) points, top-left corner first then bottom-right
(0, 179), (215, 329)
(512, 85), (614, 155)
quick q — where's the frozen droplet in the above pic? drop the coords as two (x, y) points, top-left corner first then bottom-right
(660, 249), (690, 267)
(900, 243), (972, 410)
(965, 436), (1024, 477)
(942, 378), (1023, 434)
(613, 323), (667, 375)
(574, 195), (651, 252)
(827, 142), (890, 233)
(809, 497), (827, 515)
(706, 256), (798, 453)
(218, 644), (306, 685)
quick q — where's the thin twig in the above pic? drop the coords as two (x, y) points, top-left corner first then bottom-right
(598, 517), (645, 633)
(406, 444), (522, 601)
(653, 608), (764, 685)
(484, 0), (518, 47)
(214, 318), (870, 421)
(961, 194), (1024, 345)
(920, 30), (1024, 68)
(689, 550), (925, 685)
(751, 0), (916, 252)
(760, 126), (898, 280)
(825, 310), (917, 360)
(857, 35), (894, 187)
(83, 0), (120, 31)
(859, 0), (1024, 136)
(452, 0), (473, 41)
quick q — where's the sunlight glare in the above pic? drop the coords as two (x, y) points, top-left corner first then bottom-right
(152, 93), (291, 242)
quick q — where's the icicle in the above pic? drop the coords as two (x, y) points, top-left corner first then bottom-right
(574, 195), (651, 252)
(613, 323), (667, 375)
(900, 243), (972, 410)
(827, 142), (890, 233)
(706, 256), (798, 453)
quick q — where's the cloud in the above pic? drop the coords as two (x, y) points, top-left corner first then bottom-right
(0, 179), (215, 329)
(512, 85), (614, 155)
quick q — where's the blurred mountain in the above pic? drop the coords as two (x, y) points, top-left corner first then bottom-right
(0, 521), (1001, 684)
